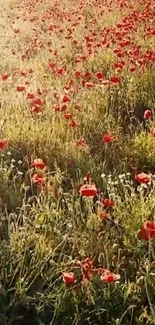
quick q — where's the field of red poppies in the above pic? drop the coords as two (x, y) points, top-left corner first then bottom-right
(0, 0), (155, 324)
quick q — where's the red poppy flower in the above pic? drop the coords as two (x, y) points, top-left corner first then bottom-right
(62, 272), (75, 285)
(75, 257), (94, 281)
(30, 98), (44, 113)
(32, 173), (46, 185)
(55, 66), (66, 77)
(0, 139), (7, 150)
(101, 269), (120, 282)
(68, 120), (79, 127)
(74, 71), (81, 78)
(48, 61), (56, 70)
(102, 133), (113, 143)
(16, 86), (26, 92)
(84, 82), (94, 89)
(30, 105), (42, 114)
(143, 109), (152, 119)
(135, 172), (151, 184)
(52, 104), (60, 112)
(102, 79), (110, 86)
(129, 66), (136, 72)
(14, 28), (20, 33)
(64, 112), (72, 120)
(1, 74), (9, 81)
(20, 70), (27, 77)
(82, 259), (94, 281)
(82, 258), (94, 270)
(31, 98), (43, 107)
(103, 198), (115, 207)
(110, 76), (120, 85)
(95, 72), (104, 80)
(60, 104), (68, 112)
(32, 158), (46, 170)
(141, 221), (155, 240)
(65, 79), (74, 91)
(76, 138), (87, 148)
(62, 95), (71, 103)
(82, 72), (91, 80)
(79, 184), (97, 197)
(26, 92), (35, 99)
(82, 79), (86, 87)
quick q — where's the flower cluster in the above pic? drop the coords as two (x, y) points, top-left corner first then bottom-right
(62, 258), (120, 286)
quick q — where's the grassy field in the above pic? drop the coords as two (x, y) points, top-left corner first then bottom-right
(0, 0), (155, 324)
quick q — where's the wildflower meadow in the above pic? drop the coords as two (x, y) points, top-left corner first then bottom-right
(0, 0), (155, 324)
